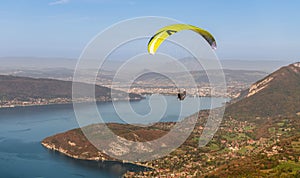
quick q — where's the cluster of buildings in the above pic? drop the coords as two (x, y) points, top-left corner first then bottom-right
(126, 116), (296, 177)
(0, 98), (71, 108)
(113, 81), (248, 98)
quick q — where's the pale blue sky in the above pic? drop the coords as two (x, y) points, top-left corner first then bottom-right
(0, 0), (299, 61)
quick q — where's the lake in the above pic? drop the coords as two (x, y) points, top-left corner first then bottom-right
(0, 96), (227, 178)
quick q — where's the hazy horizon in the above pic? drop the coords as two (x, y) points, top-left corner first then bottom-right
(0, 56), (295, 73)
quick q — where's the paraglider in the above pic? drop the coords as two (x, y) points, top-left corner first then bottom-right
(147, 24), (217, 101)
(147, 24), (217, 55)
(177, 90), (186, 101)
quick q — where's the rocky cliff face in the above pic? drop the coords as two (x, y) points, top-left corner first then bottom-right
(246, 76), (273, 97)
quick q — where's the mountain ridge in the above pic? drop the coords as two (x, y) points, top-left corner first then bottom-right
(226, 62), (300, 119)
(0, 75), (142, 104)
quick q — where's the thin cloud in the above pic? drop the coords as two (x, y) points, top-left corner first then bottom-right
(49, 0), (70, 5)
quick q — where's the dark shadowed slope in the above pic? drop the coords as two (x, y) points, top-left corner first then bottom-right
(0, 75), (142, 101)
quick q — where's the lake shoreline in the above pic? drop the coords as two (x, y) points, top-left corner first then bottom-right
(41, 141), (154, 175)
(0, 96), (227, 177)
(0, 95), (230, 110)
(0, 97), (144, 109)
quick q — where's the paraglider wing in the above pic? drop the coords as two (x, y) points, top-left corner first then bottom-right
(147, 24), (217, 55)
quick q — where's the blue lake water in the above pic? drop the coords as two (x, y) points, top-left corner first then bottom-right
(0, 96), (227, 178)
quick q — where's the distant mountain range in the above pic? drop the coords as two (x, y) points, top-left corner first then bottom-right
(226, 62), (300, 119)
(133, 69), (267, 86)
(0, 56), (294, 72)
(0, 67), (267, 87)
(2, 57), (293, 93)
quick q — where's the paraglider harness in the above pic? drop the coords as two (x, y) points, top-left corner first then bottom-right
(177, 90), (186, 101)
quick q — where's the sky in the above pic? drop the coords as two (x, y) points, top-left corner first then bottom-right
(0, 0), (299, 61)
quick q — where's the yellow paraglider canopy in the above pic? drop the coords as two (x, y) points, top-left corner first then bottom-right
(147, 24), (217, 54)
